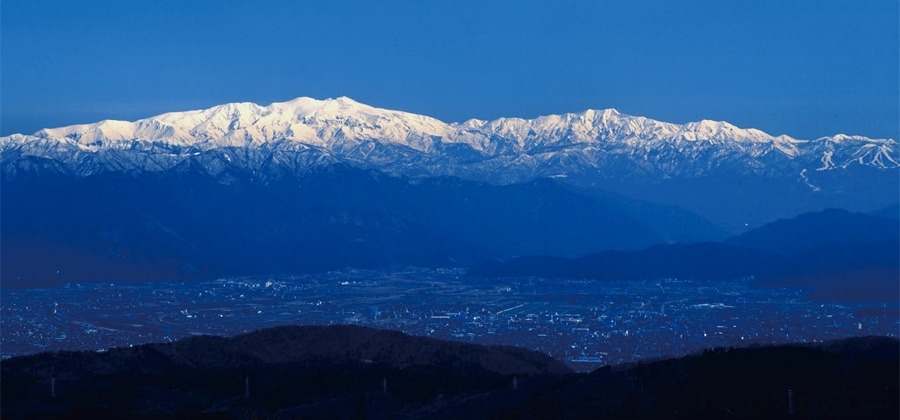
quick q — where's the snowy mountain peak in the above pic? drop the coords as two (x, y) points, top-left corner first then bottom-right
(597, 108), (621, 119)
(1, 96), (896, 182)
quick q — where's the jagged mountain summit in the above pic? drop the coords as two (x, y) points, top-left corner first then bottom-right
(2, 96), (896, 179)
(2, 97), (897, 230)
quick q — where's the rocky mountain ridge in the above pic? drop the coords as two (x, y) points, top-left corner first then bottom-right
(3, 96), (896, 182)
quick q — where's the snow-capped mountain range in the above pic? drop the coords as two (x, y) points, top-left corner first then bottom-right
(1, 96), (897, 184)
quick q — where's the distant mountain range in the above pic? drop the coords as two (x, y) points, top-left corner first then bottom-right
(2, 96), (897, 229)
(2, 325), (897, 418)
(3, 97), (895, 177)
(2, 97), (897, 286)
(472, 209), (900, 302)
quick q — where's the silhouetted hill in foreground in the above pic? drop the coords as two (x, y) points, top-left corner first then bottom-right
(2, 325), (897, 418)
(148, 325), (571, 375)
(507, 335), (899, 419)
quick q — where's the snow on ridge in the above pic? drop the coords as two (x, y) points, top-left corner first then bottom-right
(7, 97), (892, 147)
(2, 96), (897, 174)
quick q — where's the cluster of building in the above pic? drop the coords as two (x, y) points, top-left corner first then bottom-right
(3, 268), (896, 371)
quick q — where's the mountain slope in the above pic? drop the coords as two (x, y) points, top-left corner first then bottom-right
(727, 208), (900, 254)
(508, 336), (899, 419)
(471, 209), (900, 301)
(0, 166), (726, 286)
(3, 96), (894, 179)
(2, 97), (897, 229)
(871, 204), (900, 219)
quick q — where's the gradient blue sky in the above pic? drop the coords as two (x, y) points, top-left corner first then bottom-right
(2, 0), (898, 139)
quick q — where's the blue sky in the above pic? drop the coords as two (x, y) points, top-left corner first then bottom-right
(2, 0), (897, 139)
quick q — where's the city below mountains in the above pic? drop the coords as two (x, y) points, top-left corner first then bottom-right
(2, 98), (898, 418)
(1, 97), (897, 286)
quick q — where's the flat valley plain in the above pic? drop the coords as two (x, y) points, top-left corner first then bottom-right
(3, 268), (896, 371)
